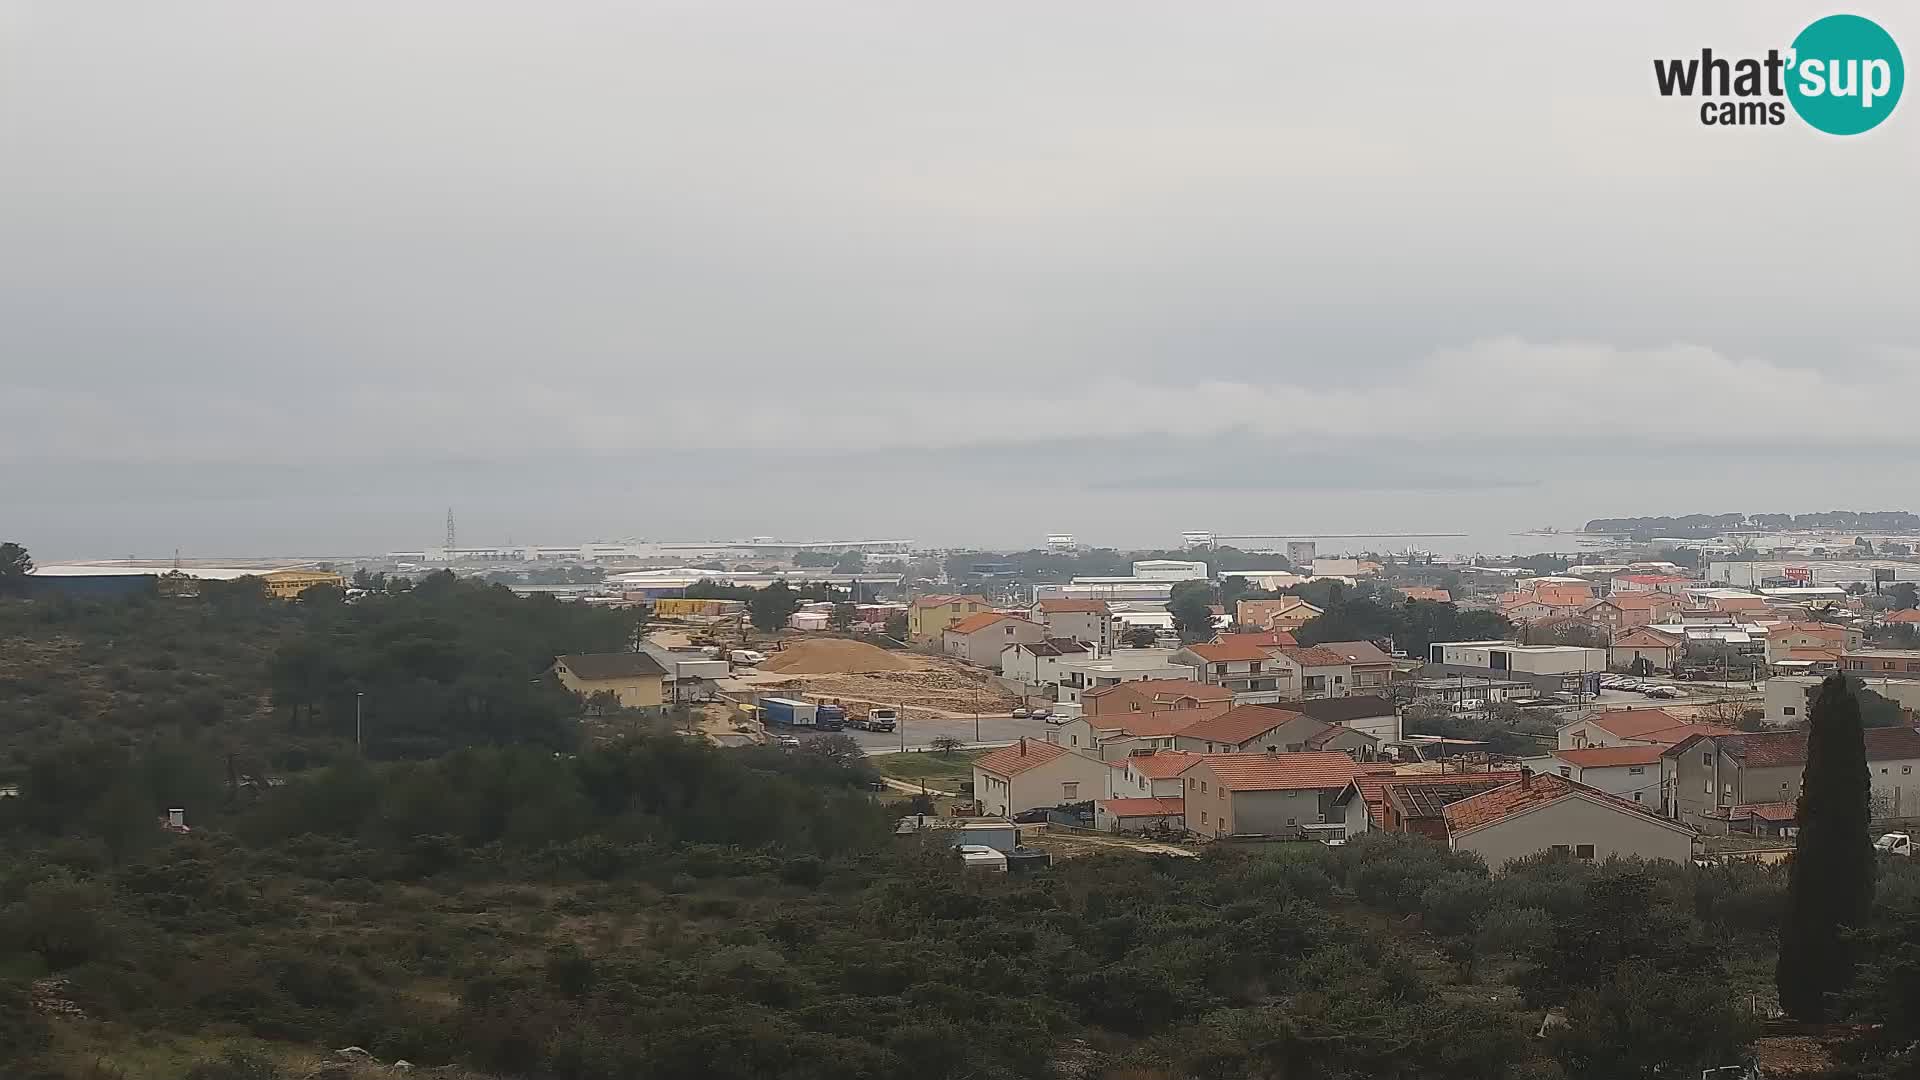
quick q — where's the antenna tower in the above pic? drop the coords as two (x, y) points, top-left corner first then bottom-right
(445, 508), (457, 553)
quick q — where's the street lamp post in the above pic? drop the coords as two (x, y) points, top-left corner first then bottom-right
(356, 692), (364, 754)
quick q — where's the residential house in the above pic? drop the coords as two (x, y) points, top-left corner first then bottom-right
(1398, 586), (1452, 603)
(1608, 627), (1685, 672)
(1880, 610), (1920, 627)
(1766, 622), (1863, 665)
(943, 613), (1046, 669)
(1082, 678), (1232, 717)
(1108, 748), (1202, 798)
(1052, 650), (1197, 703)
(1031, 599), (1115, 652)
(1175, 640), (1294, 703)
(1278, 646), (1355, 699)
(1219, 629), (1299, 649)
(1726, 802), (1797, 838)
(908, 594), (995, 643)
(1237, 597), (1323, 632)
(1842, 649), (1920, 679)
(1178, 752), (1362, 837)
(551, 652), (668, 710)
(971, 738), (1116, 817)
(1520, 745), (1665, 808)
(1293, 694), (1403, 742)
(1334, 770), (1522, 840)
(999, 638), (1090, 686)
(1173, 705), (1377, 757)
(1764, 674), (1920, 725)
(1442, 771), (1696, 867)
(1047, 706), (1229, 760)
(1584, 591), (1679, 633)
(1556, 708), (1736, 751)
(1093, 796), (1186, 834)
(1311, 641), (1394, 691)
(1664, 726), (1920, 828)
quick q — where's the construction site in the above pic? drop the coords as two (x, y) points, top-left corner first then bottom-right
(744, 638), (1019, 720)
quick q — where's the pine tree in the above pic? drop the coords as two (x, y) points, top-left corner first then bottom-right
(1776, 673), (1876, 1020)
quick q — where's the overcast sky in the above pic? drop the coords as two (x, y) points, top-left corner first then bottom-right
(3, 2), (1916, 559)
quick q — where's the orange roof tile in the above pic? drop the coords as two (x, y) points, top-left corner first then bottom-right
(1282, 646), (1352, 667)
(1097, 796), (1185, 817)
(1083, 678), (1232, 706)
(1398, 587), (1452, 603)
(1612, 628), (1682, 648)
(1121, 749), (1202, 778)
(1093, 705), (1231, 737)
(973, 738), (1073, 778)
(1346, 770), (1522, 828)
(945, 612), (1027, 635)
(1176, 705), (1305, 745)
(1036, 599), (1110, 614)
(1215, 630), (1298, 650)
(1185, 640), (1275, 663)
(1884, 610), (1920, 624)
(1188, 751), (1360, 792)
(1534, 585), (1596, 607)
(1442, 772), (1690, 835)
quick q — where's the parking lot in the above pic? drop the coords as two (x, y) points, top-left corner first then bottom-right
(796, 711), (1046, 753)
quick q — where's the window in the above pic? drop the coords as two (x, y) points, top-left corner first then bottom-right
(1905, 766), (1913, 775)
(1705, 780), (1713, 794)
(1214, 663), (1227, 675)
(1576, 844), (1595, 860)
(1634, 792), (1643, 802)
(1201, 810), (1208, 824)
(1784, 706), (1796, 716)
(1551, 844), (1571, 855)
(1702, 752), (1713, 767)
(1558, 766), (1572, 778)
(1335, 675), (1344, 684)
(1217, 788), (1224, 800)
(1062, 782), (1078, 799)
(1200, 781), (1207, 793)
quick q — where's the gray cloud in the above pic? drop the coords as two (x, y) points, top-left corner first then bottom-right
(2, 1), (1916, 557)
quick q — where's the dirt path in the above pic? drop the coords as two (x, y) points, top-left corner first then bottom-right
(879, 777), (959, 798)
(1027, 826), (1198, 859)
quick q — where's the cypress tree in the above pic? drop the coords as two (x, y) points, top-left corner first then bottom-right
(1776, 673), (1876, 1020)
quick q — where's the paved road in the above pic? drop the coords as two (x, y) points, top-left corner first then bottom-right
(794, 712), (1050, 752)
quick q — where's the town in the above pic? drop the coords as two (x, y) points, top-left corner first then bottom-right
(7, 516), (1920, 1077)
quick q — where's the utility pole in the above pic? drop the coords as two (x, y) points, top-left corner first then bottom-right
(973, 688), (981, 744)
(356, 692), (365, 754)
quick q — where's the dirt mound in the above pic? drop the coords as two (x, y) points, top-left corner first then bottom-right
(759, 638), (916, 675)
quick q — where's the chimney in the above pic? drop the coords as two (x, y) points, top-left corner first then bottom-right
(1519, 767), (1532, 790)
(1019, 738), (1027, 757)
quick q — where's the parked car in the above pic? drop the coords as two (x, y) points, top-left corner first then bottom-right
(1045, 714), (1072, 726)
(1011, 707), (1031, 719)
(1876, 832), (1912, 856)
(1029, 708), (1052, 721)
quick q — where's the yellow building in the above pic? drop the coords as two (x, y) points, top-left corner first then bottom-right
(551, 653), (668, 710)
(259, 568), (346, 600)
(908, 594), (996, 643)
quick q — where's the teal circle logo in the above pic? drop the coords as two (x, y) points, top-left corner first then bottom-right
(1787, 14), (1904, 135)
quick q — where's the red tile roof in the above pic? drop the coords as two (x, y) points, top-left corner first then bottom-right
(1185, 640), (1276, 663)
(1083, 678), (1232, 706)
(1036, 599), (1110, 614)
(1768, 622), (1848, 636)
(1552, 745), (1667, 768)
(1727, 727), (1920, 769)
(1122, 749), (1201, 778)
(1572, 709), (1734, 745)
(1176, 704), (1305, 746)
(946, 612), (1027, 635)
(1312, 640), (1394, 665)
(1187, 751), (1360, 792)
(1593, 592), (1671, 610)
(1535, 585), (1595, 607)
(1730, 801), (1797, 822)
(1282, 646), (1353, 667)
(1398, 587), (1452, 603)
(1884, 610), (1920, 624)
(1612, 628), (1682, 648)
(974, 738), (1074, 778)
(1346, 770), (1522, 827)
(1093, 705), (1231, 737)
(1098, 796), (1186, 817)
(912, 593), (989, 608)
(1442, 772), (1691, 836)
(1215, 630), (1298, 650)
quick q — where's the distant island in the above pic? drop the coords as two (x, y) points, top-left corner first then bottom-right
(1583, 510), (1920, 536)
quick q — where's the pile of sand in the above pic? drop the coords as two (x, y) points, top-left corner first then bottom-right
(759, 638), (917, 675)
